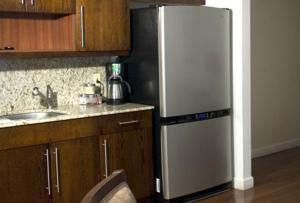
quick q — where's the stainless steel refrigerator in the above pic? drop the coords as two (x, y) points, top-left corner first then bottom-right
(125, 5), (232, 201)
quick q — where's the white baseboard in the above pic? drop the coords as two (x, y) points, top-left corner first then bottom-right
(252, 138), (300, 158)
(233, 176), (254, 190)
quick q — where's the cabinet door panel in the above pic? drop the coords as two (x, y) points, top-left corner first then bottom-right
(76, 0), (130, 51)
(27, 0), (75, 14)
(51, 136), (99, 203)
(99, 133), (123, 179)
(99, 128), (154, 199)
(0, 0), (26, 12)
(0, 145), (49, 203)
(121, 129), (154, 199)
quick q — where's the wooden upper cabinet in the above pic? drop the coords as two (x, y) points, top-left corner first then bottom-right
(76, 0), (130, 51)
(0, 0), (26, 12)
(0, 0), (75, 14)
(27, 0), (76, 14)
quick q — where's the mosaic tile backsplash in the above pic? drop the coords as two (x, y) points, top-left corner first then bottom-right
(0, 56), (110, 115)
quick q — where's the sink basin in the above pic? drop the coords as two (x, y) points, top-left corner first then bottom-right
(0, 112), (67, 121)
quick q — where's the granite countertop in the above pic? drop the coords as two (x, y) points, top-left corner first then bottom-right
(0, 103), (154, 129)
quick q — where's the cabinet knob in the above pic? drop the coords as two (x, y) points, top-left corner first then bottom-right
(1, 47), (15, 50)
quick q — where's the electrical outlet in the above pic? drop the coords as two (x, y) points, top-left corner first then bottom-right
(93, 73), (101, 84)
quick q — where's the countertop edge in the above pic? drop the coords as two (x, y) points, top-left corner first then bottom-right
(0, 104), (154, 129)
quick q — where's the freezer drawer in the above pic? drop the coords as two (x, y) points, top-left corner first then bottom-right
(161, 116), (232, 199)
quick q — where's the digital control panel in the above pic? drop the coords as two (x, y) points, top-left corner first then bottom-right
(161, 109), (231, 126)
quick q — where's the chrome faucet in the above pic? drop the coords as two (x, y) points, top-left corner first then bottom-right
(32, 85), (55, 110)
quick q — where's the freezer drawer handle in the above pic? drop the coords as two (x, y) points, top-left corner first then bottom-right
(118, 120), (139, 126)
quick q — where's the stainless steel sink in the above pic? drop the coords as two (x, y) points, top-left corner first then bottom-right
(0, 112), (67, 121)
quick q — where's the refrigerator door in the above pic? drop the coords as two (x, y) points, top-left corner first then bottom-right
(158, 6), (231, 117)
(161, 116), (232, 199)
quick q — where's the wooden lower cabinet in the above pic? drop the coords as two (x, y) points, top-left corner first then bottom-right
(0, 145), (49, 203)
(0, 136), (99, 203)
(50, 136), (99, 203)
(0, 110), (153, 202)
(99, 111), (154, 200)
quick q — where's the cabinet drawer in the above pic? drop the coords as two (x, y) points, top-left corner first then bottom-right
(99, 110), (152, 134)
(0, 117), (99, 151)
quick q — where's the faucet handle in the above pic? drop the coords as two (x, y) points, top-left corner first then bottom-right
(32, 87), (39, 96)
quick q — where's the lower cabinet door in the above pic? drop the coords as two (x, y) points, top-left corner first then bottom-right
(99, 128), (154, 200)
(0, 145), (49, 203)
(121, 129), (154, 199)
(99, 133), (122, 179)
(50, 136), (100, 203)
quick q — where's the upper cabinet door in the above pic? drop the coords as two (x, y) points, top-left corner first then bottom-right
(76, 0), (130, 51)
(0, 0), (26, 12)
(27, 0), (76, 14)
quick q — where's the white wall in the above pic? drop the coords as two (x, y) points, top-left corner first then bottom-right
(206, 0), (253, 190)
(251, 0), (300, 157)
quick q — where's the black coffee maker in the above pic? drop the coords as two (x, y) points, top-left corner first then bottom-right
(106, 63), (131, 105)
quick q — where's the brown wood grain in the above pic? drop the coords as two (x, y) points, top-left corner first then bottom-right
(76, 0), (130, 51)
(27, 0), (76, 14)
(0, 0), (26, 13)
(99, 110), (154, 200)
(0, 144), (49, 203)
(99, 110), (152, 135)
(198, 148), (300, 203)
(0, 117), (99, 151)
(51, 136), (100, 203)
(0, 110), (153, 202)
(0, 13), (75, 52)
(121, 128), (154, 200)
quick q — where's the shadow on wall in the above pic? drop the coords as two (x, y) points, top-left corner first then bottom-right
(0, 56), (110, 71)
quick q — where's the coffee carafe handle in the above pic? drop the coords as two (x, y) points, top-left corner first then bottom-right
(108, 74), (122, 81)
(123, 81), (131, 94)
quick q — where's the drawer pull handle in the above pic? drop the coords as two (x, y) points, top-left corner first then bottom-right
(118, 120), (139, 125)
(53, 148), (60, 193)
(102, 139), (108, 178)
(20, 0), (25, 5)
(80, 5), (85, 48)
(31, 0), (34, 5)
(44, 149), (51, 196)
